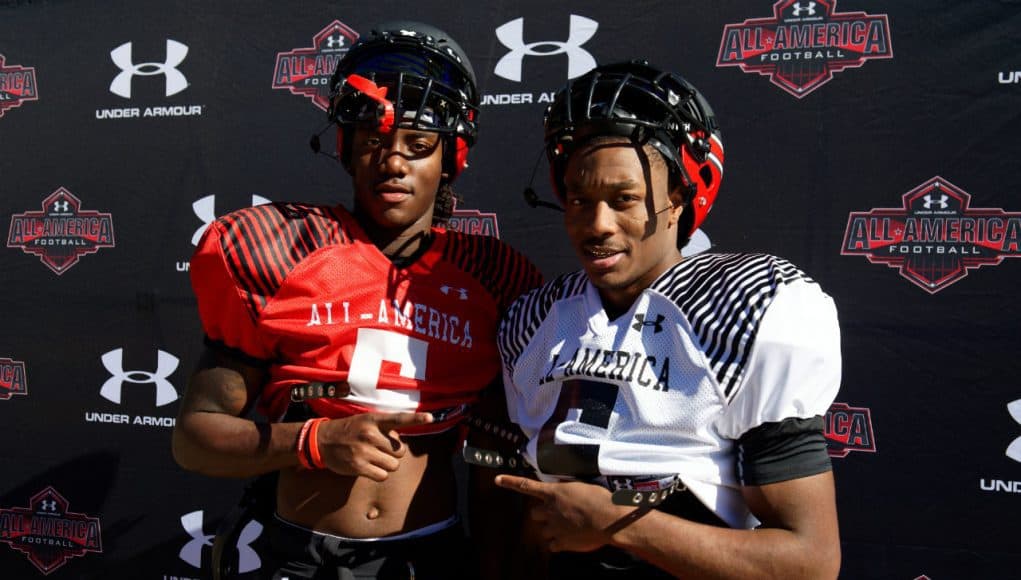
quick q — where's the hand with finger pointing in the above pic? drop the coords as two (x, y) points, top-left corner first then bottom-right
(495, 474), (637, 553)
(316, 412), (434, 481)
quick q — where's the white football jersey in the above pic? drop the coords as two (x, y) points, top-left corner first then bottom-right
(499, 253), (841, 528)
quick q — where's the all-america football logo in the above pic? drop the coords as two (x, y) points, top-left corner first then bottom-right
(0, 54), (38, 118)
(0, 358), (28, 401)
(446, 201), (500, 237)
(272, 20), (359, 111)
(7, 188), (116, 275)
(716, 1), (892, 98)
(0, 487), (103, 575)
(824, 402), (876, 458)
(842, 177), (1021, 293)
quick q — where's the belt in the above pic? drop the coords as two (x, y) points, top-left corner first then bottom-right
(290, 382), (468, 423)
(604, 474), (687, 507)
(289, 381), (349, 402)
(461, 417), (686, 508)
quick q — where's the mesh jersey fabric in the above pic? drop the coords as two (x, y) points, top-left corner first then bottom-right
(190, 202), (542, 433)
(499, 252), (841, 528)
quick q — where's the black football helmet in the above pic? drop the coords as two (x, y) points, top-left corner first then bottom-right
(543, 60), (724, 236)
(327, 21), (479, 180)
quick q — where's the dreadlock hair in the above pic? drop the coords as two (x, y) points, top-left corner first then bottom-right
(431, 182), (462, 227)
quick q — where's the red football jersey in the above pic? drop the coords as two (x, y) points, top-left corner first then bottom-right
(190, 202), (542, 432)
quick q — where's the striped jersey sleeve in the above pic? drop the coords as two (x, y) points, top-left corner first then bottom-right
(189, 202), (348, 361)
(441, 230), (544, 315)
(498, 270), (587, 373)
(652, 253), (814, 400)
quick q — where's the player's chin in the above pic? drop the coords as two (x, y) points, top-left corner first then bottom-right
(584, 268), (633, 291)
(372, 205), (422, 228)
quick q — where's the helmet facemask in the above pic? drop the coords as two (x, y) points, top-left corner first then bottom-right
(327, 25), (479, 181)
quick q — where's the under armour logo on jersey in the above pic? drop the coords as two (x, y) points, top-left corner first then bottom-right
(39, 500), (57, 512)
(632, 313), (665, 333)
(440, 285), (469, 300)
(324, 34), (346, 48)
(792, 2), (817, 16)
(1007, 399), (1021, 463)
(110, 39), (189, 98)
(191, 194), (272, 245)
(495, 14), (598, 82)
(100, 348), (179, 407)
(180, 510), (262, 573)
(51, 200), (69, 212)
(923, 194), (949, 209)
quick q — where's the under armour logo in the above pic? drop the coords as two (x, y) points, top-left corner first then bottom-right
(179, 511), (213, 568)
(923, 194), (949, 209)
(39, 500), (57, 512)
(1007, 399), (1021, 463)
(324, 34), (345, 49)
(495, 14), (598, 82)
(180, 510), (262, 573)
(100, 348), (179, 407)
(792, 2), (817, 16)
(632, 313), (665, 333)
(191, 194), (272, 245)
(52, 200), (69, 212)
(440, 285), (469, 300)
(610, 479), (633, 491)
(110, 39), (189, 98)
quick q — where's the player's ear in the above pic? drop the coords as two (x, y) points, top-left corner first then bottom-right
(667, 187), (686, 227)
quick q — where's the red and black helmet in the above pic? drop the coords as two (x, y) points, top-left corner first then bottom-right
(328, 21), (480, 180)
(543, 60), (724, 236)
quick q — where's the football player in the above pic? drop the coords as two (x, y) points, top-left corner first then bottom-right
(172, 21), (542, 579)
(491, 61), (841, 578)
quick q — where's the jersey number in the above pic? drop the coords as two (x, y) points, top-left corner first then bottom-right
(537, 379), (619, 478)
(348, 328), (428, 410)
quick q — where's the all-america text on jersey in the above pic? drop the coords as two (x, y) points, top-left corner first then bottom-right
(540, 347), (671, 391)
(306, 298), (475, 349)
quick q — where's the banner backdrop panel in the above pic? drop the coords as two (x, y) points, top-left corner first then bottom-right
(1, 1), (1019, 578)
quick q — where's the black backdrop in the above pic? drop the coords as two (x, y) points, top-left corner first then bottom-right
(2, 1), (1020, 578)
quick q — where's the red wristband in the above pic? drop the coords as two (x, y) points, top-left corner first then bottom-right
(308, 417), (330, 470)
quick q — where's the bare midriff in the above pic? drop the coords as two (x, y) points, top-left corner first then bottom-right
(275, 429), (458, 538)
